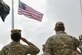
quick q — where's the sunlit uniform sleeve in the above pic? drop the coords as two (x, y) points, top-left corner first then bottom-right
(43, 37), (53, 55)
(28, 44), (40, 55)
(0, 46), (8, 55)
(73, 37), (80, 48)
(70, 36), (80, 49)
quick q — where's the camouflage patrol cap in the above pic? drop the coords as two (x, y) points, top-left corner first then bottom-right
(55, 21), (64, 27)
(11, 29), (21, 34)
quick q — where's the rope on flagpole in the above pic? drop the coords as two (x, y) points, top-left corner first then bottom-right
(12, 0), (14, 29)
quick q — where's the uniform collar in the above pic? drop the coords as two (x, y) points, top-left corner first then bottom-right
(56, 31), (67, 34)
(11, 41), (20, 44)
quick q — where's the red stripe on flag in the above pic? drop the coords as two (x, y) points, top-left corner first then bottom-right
(18, 1), (43, 21)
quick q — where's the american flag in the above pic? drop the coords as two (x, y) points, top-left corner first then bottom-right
(18, 1), (43, 21)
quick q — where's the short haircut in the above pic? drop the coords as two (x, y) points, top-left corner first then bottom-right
(55, 25), (65, 31)
(54, 22), (65, 31)
(11, 33), (21, 42)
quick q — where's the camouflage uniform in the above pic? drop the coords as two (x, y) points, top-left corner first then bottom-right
(0, 41), (39, 55)
(43, 31), (80, 55)
(0, 29), (39, 55)
(79, 35), (82, 55)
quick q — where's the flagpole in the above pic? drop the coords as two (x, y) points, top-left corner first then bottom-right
(80, 0), (82, 16)
(12, 0), (14, 29)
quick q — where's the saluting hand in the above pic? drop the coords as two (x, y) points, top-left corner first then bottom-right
(21, 37), (33, 45)
(21, 37), (28, 43)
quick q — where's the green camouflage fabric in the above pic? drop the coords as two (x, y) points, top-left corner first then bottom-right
(43, 31), (80, 55)
(0, 42), (31, 55)
(79, 35), (82, 55)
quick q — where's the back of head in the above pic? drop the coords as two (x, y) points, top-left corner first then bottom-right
(11, 29), (21, 42)
(54, 21), (65, 32)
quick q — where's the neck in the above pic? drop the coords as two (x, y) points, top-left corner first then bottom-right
(13, 40), (20, 42)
